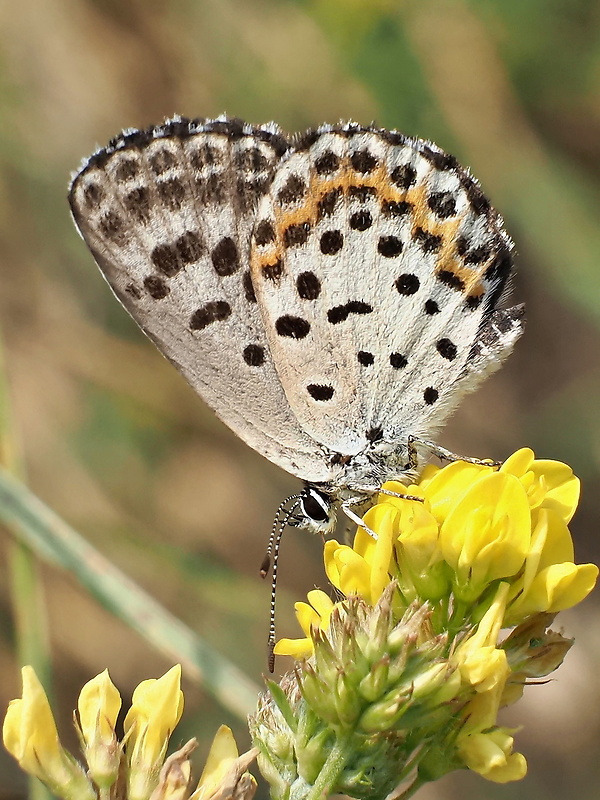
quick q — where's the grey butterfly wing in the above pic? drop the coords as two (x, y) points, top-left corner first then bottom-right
(69, 117), (335, 483)
(250, 124), (523, 455)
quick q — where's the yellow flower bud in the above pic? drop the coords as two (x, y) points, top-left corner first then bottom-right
(453, 583), (511, 721)
(77, 668), (122, 788)
(3, 667), (95, 800)
(124, 665), (185, 800)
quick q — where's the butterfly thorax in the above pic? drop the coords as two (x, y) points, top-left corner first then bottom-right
(289, 437), (416, 535)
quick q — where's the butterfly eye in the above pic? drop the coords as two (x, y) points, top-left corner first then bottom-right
(300, 488), (331, 523)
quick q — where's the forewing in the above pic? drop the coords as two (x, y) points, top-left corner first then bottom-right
(250, 124), (523, 454)
(69, 117), (335, 482)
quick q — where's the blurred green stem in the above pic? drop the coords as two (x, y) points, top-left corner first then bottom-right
(0, 466), (260, 719)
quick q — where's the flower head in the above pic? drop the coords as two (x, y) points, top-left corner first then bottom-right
(262, 449), (597, 798)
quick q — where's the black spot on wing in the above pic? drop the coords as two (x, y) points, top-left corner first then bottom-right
(190, 301), (231, 330)
(437, 270), (464, 291)
(242, 271), (256, 303)
(262, 259), (283, 281)
(427, 191), (457, 218)
(254, 219), (276, 245)
(157, 178), (186, 210)
(115, 158), (139, 181)
(315, 151), (340, 174)
(436, 338), (457, 361)
(320, 230), (344, 255)
(150, 148), (177, 174)
(307, 384), (334, 401)
(378, 236), (403, 258)
(211, 237), (240, 275)
(395, 274), (420, 295)
(390, 164), (417, 189)
(424, 387), (439, 404)
(358, 351), (374, 366)
(317, 188), (342, 220)
(349, 210), (372, 231)
(283, 222), (311, 248)
(276, 316), (310, 339)
(327, 301), (373, 324)
(297, 272), (321, 300)
(243, 344), (265, 366)
(413, 227), (442, 253)
(350, 150), (378, 173)
(390, 353), (408, 369)
(277, 174), (306, 205)
(144, 275), (170, 299)
(124, 187), (151, 223)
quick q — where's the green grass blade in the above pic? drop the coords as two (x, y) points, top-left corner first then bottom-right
(0, 467), (260, 719)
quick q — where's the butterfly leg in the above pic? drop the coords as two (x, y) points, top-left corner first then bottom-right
(377, 487), (424, 503)
(341, 497), (378, 540)
(341, 487), (424, 541)
(407, 435), (501, 468)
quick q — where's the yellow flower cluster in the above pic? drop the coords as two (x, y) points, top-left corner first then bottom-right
(3, 665), (257, 800)
(275, 449), (597, 784)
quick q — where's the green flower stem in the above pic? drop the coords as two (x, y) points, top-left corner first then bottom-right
(448, 599), (469, 634)
(298, 734), (353, 800)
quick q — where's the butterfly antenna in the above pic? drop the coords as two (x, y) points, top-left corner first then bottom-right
(260, 494), (299, 577)
(267, 499), (301, 673)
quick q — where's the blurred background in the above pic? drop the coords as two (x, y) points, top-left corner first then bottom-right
(1, 0), (599, 798)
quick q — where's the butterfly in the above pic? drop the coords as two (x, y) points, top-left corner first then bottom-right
(69, 116), (524, 540)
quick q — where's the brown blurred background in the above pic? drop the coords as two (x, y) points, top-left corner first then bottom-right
(1, 1), (599, 798)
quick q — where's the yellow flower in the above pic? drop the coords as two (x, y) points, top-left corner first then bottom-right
(501, 448), (580, 521)
(3, 667), (95, 800)
(439, 472), (531, 601)
(416, 460), (490, 523)
(76, 668), (122, 787)
(505, 507), (599, 623)
(325, 522), (391, 603)
(124, 665), (185, 800)
(509, 559), (598, 621)
(456, 728), (527, 783)
(274, 590), (337, 658)
(453, 583), (510, 693)
(366, 493), (450, 603)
